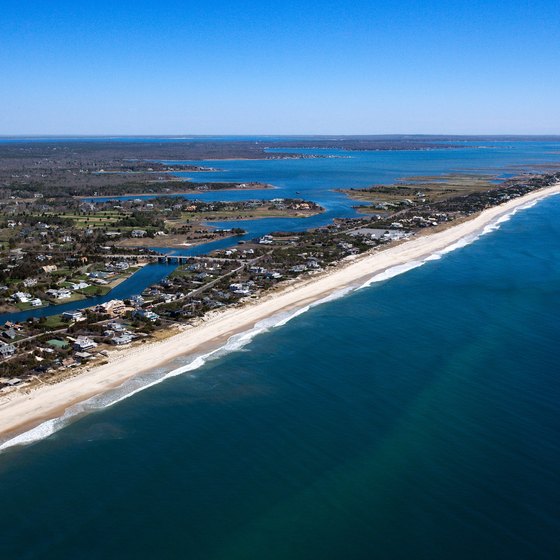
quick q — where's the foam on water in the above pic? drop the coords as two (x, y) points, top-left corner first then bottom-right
(356, 260), (426, 290)
(354, 192), (560, 288)
(1, 191), (558, 452)
(0, 295), (350, 451)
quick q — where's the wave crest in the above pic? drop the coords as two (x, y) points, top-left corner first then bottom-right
(1, 192), (557, 452)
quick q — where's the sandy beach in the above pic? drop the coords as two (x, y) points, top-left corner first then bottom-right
(1, 183), (559, 446)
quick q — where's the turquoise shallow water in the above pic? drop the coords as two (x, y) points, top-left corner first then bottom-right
(1, 191), (559, 558)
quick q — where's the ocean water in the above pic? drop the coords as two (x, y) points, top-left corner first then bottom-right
(1, 191), (559, 558)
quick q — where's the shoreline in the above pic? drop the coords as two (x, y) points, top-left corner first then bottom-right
(2, 183), (559, 448)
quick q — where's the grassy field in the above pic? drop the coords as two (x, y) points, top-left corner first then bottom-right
(342, 173), (497, 213)
(177, 207), (320, 222)
(169, 266), (196, 279)
(16, 301), (46, 311)
(46, 293), (86, 305)
(43, 315), (67, 329)
(60, 210), (129, 228)
(77, 285), (112, 296)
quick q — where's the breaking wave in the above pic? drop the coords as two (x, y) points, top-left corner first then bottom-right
(1, 192), (558, 452)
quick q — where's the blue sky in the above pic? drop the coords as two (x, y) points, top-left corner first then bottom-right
(1, 0), (559, 135)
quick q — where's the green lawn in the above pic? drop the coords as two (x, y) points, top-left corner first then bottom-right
(46, 293), (85, 305)
(39, 211), (132, 229)
(15, 301), (46, 311)
(43, 316), (67, 329)
(78, 285), (111, 296)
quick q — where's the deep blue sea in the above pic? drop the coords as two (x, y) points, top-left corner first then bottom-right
(1, 162), (560, 558)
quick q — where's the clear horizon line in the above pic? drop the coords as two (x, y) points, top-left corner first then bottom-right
(1, 133), (560, 139)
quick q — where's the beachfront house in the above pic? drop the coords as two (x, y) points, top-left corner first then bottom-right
(383, 230), (408, 241)
(290, 264), (307, 273)
(0, 377), (22, 386)
(133, 309), (159, 322)
(249, 266), (267, 275)
(62, 357), (78, 368)
(73, 336), (97, 351)
(112, 334), (133, 345)
(229, 283), (252, 296)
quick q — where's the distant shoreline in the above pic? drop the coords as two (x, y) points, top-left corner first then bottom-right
(78, 184), (273, 199)
(2, 182), (559, 449)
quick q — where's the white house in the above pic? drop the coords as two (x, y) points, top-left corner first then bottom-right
(133, 309), (159, 322)
(62, 310), (85, 322)
(229, 283), (252, 296)
(112, 334), (133, 345)
(73, 336), (97, 351)
(0, 342), (16, 359)
(46, 288), (72, 299)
